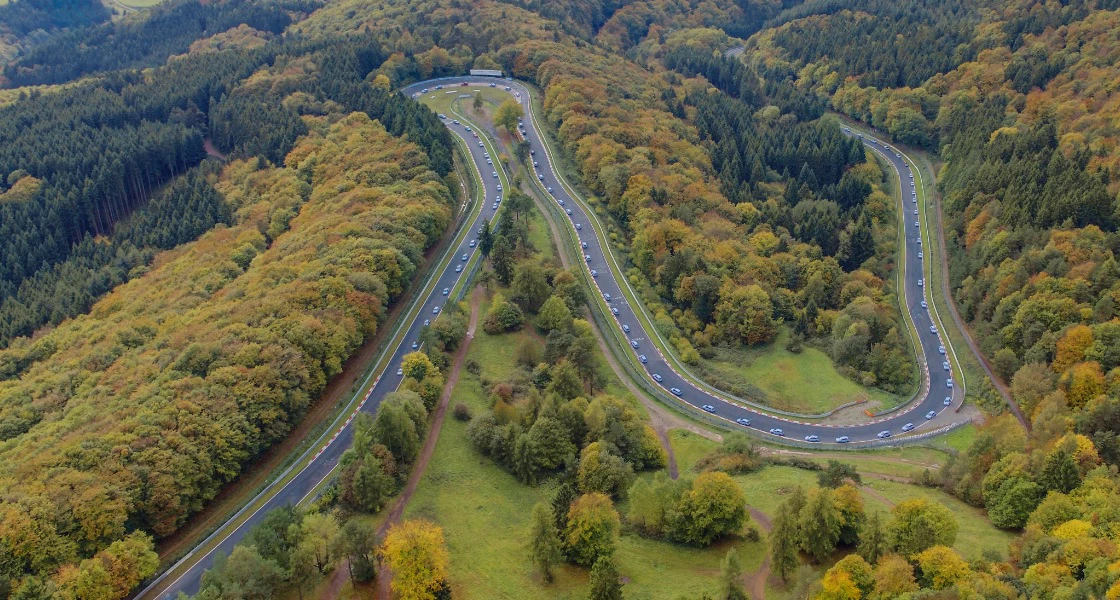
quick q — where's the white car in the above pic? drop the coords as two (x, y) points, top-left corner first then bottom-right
(652, 373), (663, 382)
(918, 279), (923, 287)
(921, 300), (927, 308)
(736, 418), (751, 427)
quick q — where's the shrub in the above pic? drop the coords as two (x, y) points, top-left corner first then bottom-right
(452, 403), (472, 422)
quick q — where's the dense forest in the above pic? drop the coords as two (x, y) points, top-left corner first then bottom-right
(726, 0), (1120, 596)
(0, 0), (109, 64)
(0, 113), (453, 594)
(0, 23), (452, 346)
(741, 0), (1120, 410)
(3, 0), (1120, 597)
(660, 41), (913, 392)
(2, 0), (298, 87)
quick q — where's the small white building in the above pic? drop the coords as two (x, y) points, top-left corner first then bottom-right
(469, 69), (503, 78)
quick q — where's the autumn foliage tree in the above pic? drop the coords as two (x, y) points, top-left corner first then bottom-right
(380, 519), (451, 600)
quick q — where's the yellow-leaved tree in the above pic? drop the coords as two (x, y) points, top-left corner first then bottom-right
(380, 519), (450, 600)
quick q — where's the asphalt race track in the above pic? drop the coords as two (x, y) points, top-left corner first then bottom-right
(138, 75), (967, 600)
(405, 76), (967, 446)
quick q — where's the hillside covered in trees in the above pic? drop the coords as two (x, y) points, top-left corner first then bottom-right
(739, 0), (1120, 446)
(0, 112), (453, 593)
(3, 0), (1120, 597)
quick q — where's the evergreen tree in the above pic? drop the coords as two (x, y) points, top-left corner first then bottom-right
(491, 235), (515, 285)
(588, 556), (623, 600)
(1040, 450), (1081, 494)
(857, 511), (887, 564)
(528, 502), (563, 582)
(552, 482), (580, 534)
(770, 500), (800, 582)
(479, 218), (494, 256)
(841, 211), (876, 271)
(719, 548), (748, 600)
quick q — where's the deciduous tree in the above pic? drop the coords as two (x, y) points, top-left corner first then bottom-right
(800, 487), (842, 563)
(564, 493), (620, 567)
(494, 99), (524, 133)
(380, 520), (450, 600)
(887, 498), (957, 556)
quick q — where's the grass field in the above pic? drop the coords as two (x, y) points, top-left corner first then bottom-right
(667, 431), (1010, 562)
(405, 293), (766, 599)
(696, 328), (903, 415)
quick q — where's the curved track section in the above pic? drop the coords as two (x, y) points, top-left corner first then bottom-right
(138, 76), (969, 600)
(407, 77), (967, 445)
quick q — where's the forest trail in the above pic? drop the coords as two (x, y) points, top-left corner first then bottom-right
(363, 286), (483, 600)
(745, 507), (773, 600)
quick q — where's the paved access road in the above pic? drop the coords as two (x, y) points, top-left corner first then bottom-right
(138, 85), (509, 600)
(410, 76), (966, 446)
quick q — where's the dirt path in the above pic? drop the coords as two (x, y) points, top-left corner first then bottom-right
(914, 151), (1027, 429)
(759, 447), (941, 471)
(155, 196), (473, 564)
(745, 507), (772, 600)
(363, 287), (483, 600)
(203, 138), (228, 162)
(860, 485), (896, 508)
